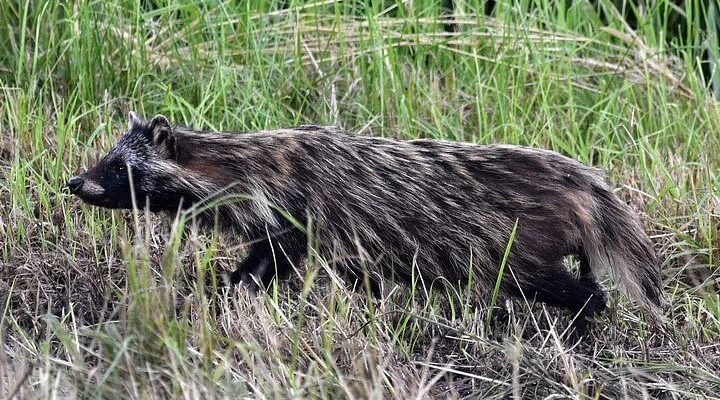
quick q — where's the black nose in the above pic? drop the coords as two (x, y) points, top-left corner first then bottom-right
(67, 177), (84, 194)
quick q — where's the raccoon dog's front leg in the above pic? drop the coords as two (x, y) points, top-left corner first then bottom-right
(228, 231), (306, 290)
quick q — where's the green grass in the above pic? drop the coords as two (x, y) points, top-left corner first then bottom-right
(1, 0), (720, 398)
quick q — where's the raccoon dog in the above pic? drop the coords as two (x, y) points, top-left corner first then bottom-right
(68, 112), (664, 328)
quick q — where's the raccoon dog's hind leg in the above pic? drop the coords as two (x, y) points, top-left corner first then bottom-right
(508, 257), (607, 334)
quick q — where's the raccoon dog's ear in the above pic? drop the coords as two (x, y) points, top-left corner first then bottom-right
(149, 114), (172, 145)
(148, 114), (178, 159)
(127, 111), (143, 131)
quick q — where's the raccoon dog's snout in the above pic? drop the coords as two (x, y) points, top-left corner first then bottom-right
(67, 176), (84, 194)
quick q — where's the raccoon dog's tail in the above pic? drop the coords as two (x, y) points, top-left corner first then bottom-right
(583, 184), (664, 321)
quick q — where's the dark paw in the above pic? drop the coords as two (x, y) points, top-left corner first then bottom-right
(569, 315), (591, 339)
(221, 270), (262, 295)
(569, 293), (606, 339)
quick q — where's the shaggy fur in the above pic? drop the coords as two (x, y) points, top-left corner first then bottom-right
(68, 112), (664, 327)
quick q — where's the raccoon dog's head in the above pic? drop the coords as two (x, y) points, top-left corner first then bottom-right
(68, 111), (187, 212)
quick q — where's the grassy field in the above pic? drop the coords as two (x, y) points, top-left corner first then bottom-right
(1, 0), (719, 398)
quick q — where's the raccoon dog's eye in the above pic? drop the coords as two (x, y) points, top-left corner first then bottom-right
(116, 164), (127, 174)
